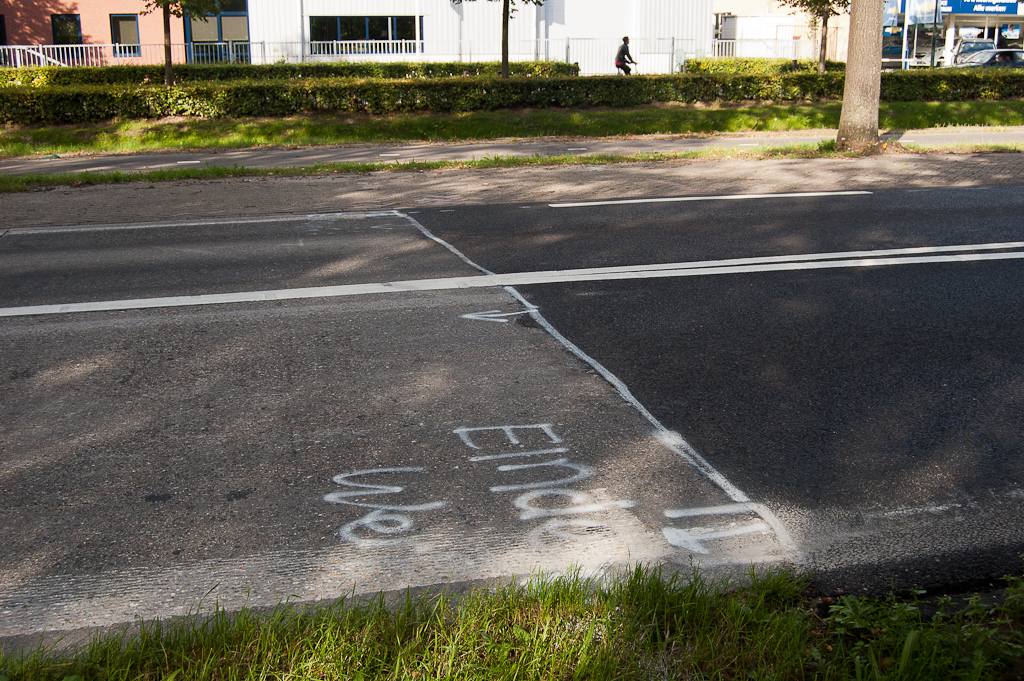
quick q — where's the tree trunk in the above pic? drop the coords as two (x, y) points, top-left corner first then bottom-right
(818, 14), (829, 74)
(501, 0), (510, 78)
(836, 0), (882, 151)
(162, 4), (175, 87)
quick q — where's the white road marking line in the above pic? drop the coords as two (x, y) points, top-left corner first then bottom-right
(461, 309), (533, 323)
(738, 143), (760, 147)
(379, 153), (403, 157)
(4, 212), (394, 235)
(567, 147), (588, 151)
(176, 160), (202, 164)
(550, 190), (872, 208)
(4, 243), (1024, 318)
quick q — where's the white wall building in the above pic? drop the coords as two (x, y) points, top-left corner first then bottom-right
(712, 0), (850, 61)
(246, 0), (713, 74)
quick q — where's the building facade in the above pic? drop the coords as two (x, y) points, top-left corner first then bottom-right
(712, 0), (851, 61)
(0, 0), (712, 74)
(884, 0), (1024, 66)
(0, 0), (184, 49)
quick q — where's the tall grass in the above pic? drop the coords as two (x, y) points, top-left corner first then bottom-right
(2, 564), (1021, 680)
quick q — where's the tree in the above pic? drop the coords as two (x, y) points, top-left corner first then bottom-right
(142, 0), (222, 86)
(780, 0), (850, 74)
(836, 0), (883, 151)
(451, 0), (544, 78)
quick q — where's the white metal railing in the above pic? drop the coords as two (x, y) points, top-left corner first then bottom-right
(2, 39), (826, 74)
(309, 39), (420, 57)
(0, 42), (261, 68)
(712, 39), (820, 61)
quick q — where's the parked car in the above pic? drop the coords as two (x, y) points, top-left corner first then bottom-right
(957, 49), (1024, 67)
(952, 39), (996, 64)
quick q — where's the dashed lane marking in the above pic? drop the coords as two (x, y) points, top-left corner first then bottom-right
(549, 190), (872, 208)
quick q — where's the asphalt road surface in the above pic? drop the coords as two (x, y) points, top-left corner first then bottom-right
(3, 177), (1024, 644)
(0, 209), (787, 644)
(412, 185), (1024, 590)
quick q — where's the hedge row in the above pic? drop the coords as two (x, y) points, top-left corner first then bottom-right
(0, 74), (842, 123)
(3, 71), (1023, 124)
(0, 61), (579, 88)
(685, 57), (846, 74)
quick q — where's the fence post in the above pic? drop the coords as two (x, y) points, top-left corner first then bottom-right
(565, 39), (570, 64)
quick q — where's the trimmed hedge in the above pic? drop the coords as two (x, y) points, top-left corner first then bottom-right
(686, 57), (846, 74)
(3, 70), (1023, 124)
(0, 74), (845, 124)
(0, 61), (579, 88)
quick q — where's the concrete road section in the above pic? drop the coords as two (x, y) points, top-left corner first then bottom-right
(0, 211), (790, 642)
(412, 185), (1024, 592)
(4, 154), (1024, 645)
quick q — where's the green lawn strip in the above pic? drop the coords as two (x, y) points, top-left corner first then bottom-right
(6, 101), (1024, 159)
(1, 565), (1021, 680)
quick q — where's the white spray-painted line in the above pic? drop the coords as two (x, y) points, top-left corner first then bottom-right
(461, 309), (533, 323)
(3, 211), (398, 236)
(454, 424), (562, 449)
(468, 447), (569, 462)
(176, 160), (202, 165)
(6, 247), (1024, 318)
(550, 190), (872, 208)
(502, 286), (752, 503)
(402, 212), (759, 506)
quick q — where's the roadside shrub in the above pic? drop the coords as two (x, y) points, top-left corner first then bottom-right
(0, 74), (846, 123)
(2, 69), (1021, 124)
(686, 57), (846, 74)
(881, 67), (1024, 100)
(0, 61), (579, 88)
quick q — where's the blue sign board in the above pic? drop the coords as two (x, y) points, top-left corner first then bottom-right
(941, 0), (1018, 13)
(893, 0), (1020, 13)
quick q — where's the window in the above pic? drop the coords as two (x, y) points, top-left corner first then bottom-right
(394, 16), (416, 41)
(220, 15), (249, 42)
(189, 16), (220, 42)
(309, 16), (420, 54)
(0, 15), (7, 46)
(185, 4), (250, 65)
(110, 15), (140, 57)
(367, 17), (389, 41)
(51, 14), (82, 45)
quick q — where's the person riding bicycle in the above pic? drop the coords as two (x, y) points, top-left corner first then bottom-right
(615, 36), (637, 75)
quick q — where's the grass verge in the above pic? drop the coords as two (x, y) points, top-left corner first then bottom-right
(1, 564), (1023, 680)
(5, 101), (1024, 158)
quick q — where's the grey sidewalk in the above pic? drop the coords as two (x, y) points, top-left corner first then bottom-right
(4, 127), (1024, 178)
(4, 149), (1024, 231)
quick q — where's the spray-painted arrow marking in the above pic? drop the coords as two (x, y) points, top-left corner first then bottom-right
(461, 309), (532, 323)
